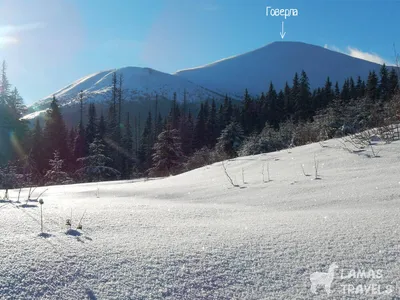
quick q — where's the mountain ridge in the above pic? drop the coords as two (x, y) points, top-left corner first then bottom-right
(28, 41), (390, 115)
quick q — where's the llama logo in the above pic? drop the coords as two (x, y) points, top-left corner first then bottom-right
(310, 262), (338, 295)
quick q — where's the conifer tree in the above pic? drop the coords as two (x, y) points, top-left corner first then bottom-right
(43, 96), (70, 165)
(283, 82), (293, 119)
(150, 125), (184, 177)
(76, 137), (120, 182)
(206, 99), (219, 147)
(180, 111), (194, 156)
(389, 68), (399, 96)
(98, 112), (107, 139)
(294, 71), (311, 121)
(379, 64), (390, 102)
(31, 119), (45, 176)
(242, 89), (253, 134)
(44, 150), (73, 185)
(321, 77), (333, 108)
(137, 111), (153, 171)
(266, 82), (279, 128)
(367, 71), (379, 101)
(73, 92), (87, 168)
(356, 76), (366, 99)
(222, 95), (233, 127)
(121, 112), (134, 178)
(334, 82), (341, 100)
(192, 103), (206, 151)
(216, 122), (244, 158)
(291, 73), (301, 121)
(86, 103), (97, 145)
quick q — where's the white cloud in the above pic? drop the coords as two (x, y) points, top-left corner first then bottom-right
(0, 36), (18, 48)
(0, 22), (45, 48)
(0, 22), (45, 35)
(324, 44), (390, 65)
(346, 47), (386, 65)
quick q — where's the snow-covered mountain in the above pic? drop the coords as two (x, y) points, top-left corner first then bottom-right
(30, 67), (224, 111)
(175, 41), (387, 98)
(27, 41), (391, 119)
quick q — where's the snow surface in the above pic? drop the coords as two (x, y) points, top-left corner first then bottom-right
(2, 137), (400, 299)
(175, 41), (388, 98)
(32, 67), (223, 109)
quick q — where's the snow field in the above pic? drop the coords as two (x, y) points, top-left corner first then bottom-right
(1, 137), (400, 299)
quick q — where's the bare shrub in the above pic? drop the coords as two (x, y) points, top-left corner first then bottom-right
(184, 147), (229, 172)
(222, 161), (239, 188)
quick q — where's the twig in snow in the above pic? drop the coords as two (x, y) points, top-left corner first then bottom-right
(262, 162), (271, 183)
(314, 154), (321, 180)
(17, 188), (22, 203)
(77, 210), (86, 230)
(301, 164), (310, 177)
(222, 161), (239, 188)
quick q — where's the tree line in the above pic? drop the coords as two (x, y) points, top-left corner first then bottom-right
(0, 61), (399, 188)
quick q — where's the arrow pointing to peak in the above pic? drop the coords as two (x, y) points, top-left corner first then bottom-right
(280, 21), (286, 39)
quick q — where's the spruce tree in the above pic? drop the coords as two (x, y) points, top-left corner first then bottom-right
(137, 111), (153, 172)
(86, 103), (97, 145)
(291, 73), (301, 121)
(44, 151), (73, 185)
(242, 89), (253, 134)
(322, 77), (333, 108)
(180, 111), (194, 156)
(31, 119), (45, 177)
(379, 64), (390, 102)
(121, 112), (134, 178)
(150, 125), (184, 176)
(283, 82), (293, 119)
(216, 122), (244, 158)
(206, 99), (219, 147)
(389, 68), (399, 96)
(73, 93), (87, 168)
(294, 71), (311, 121)
(367, 71), (379, 101)
(43, 96), (70, 165)
(76, 137), (120, 182)
(192, 103), (206, 151)
(356, 76), (366, 99)
(266, 82), (279, 128)
(222, 95), (233, 127)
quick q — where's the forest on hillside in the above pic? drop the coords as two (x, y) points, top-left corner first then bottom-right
(0, 60), (399, 190)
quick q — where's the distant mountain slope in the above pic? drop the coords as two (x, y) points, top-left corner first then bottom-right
(175, 41), (388, 98)
(30, 67), (223, 111)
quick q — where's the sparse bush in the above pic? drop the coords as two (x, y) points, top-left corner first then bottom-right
(293, 122), (320, 145)
(239, 121), (295, 156)
(184, 147), (229, 171)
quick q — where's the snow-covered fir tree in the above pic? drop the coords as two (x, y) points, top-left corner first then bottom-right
(149, 125), (184, 177)
(216, 122), (244, 158)
(76, 137), (120, 182)
(44, 151), (73, 186)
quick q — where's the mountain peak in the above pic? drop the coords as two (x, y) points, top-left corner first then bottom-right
(175, 41), (384, 97)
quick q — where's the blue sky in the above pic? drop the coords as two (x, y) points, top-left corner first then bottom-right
(0, 0), (398, 104)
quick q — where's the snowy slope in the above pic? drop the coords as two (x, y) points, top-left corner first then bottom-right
(175, 41), (387, 98)
(2, 136), (400, 298)
(31, 67), (223, 110)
